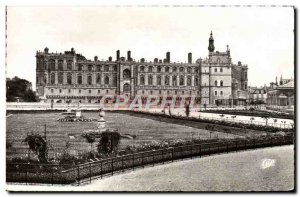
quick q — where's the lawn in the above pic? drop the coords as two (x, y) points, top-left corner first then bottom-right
(7, 111), (243, 160)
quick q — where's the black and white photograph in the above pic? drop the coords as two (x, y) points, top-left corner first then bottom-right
(4, 5), (295, 192)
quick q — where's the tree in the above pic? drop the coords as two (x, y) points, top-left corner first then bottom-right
(97, 130), (121, 154)
(6, 77), (37, 102)
(24, 133), (48, 163)
(82, 133), (96, 153)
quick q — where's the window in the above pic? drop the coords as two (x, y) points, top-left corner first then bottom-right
(194, 77), (198, 86)
(220, 80), (223, 87)
(89, 90), (91, 94)
(148, 66), (153, 72)
(157, 66), (161, 73)
(96, 65), (101, 71)
(215, 80), (218, 86)
(140, 66), (145, 72)
(165, 67), (169, 72)
(167, 90), (170, 94)
(215, 91), (217, 96)
(104, 65), (109, 72)
(148, 75), (153, 85)
(68, 89), (71, 93)
(187, 76), (192, 86)
(175, 91), (177, 94)
(220, 68), (223, 72)
(159, 90), (161, 94)
(123, 69), (131, 79)
(172, 76), (177, 86)
(173, 67), (177, 72)
(106, 90), (109, 94)
(142, 90), (144, 94)
(187, 67), (192, 73)
(78, 64), (83, 71)
(180, 76), (184, 86)
(140, 75), (145, 85)
(50, 60), (55, 70)
(182, 91), (184, 94)
(189, 91), (192, 95)
(220, 91), (223, 96)
(79, 89), (81, 93)
(98, 90), (100, 94)
(165, 76), (170, 85)
(51, 89), (54, 93)
(58, 60), (63, 70)
(67, 73), (72, 84)
(50, 73), (55, 84)
(105, 76), (109, 85)
(67, 61), (72, 70)
(195, 67), (199, 73)
(150, 90), (153, 95)
(77, 75), (82, 84)
(87, 75), (92, 85)
(59, 89), (62, 93)
(88, 65), (93, 71)
(214, 68), (217, 72)
(96, 73), (101, 84)
(58, 72), (63, 84)
(180, 67), (184, 72)
(157, 76), (161, 85)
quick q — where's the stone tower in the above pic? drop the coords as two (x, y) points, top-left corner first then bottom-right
(208, 31), (215, 53)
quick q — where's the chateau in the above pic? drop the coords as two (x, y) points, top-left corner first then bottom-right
(35, 32), (248, 105)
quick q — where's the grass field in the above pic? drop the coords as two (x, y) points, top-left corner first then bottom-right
(6, 111), (265, 159)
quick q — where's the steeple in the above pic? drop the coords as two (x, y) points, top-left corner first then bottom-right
(208, 31), (215, 52)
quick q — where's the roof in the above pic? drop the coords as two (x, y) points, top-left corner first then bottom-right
(277, 80), (294, 89)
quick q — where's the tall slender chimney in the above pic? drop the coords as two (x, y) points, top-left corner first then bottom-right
(154, 58), (158, 63)
(127, 51), (131, 61)
(109, 56), (112, 62)
(188, 53), (192, 64)
(94, 56), (98, 61)
(116, 50), (120, 61)
(166, 52), (170, 63)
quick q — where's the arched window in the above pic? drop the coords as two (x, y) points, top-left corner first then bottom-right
(88, 65), (93, 71)
(58, 60), (63, 70)
(172, 76), (177, 86)
(148, 66), (153, 72)
(112, 75), (117, 86)
(187, 67), (192, 73)
(220, 68), (223, 72)
(195, 67), (199, 73)
(140, 75), (145, 85)
(104, 65), (109, 72)
(58, 72), (63, 84)
(78, 64), (83, 71)
(77, 75), (82, 84)
(50, 73), (55, 84)
(140, 66), (145, 72)
(165, 67), (170, 72)
(165, 76), (170, 85)
(157, 76), (161, 85)
(180, 76), (184, 86)
(50, 60), (55, 70)
(180, 67), (184, 72)
(105, 76), (109, 85)
(44, 74), (47, 84)
(67, 73), (72, 84)
(96, 73), (101, 84)
(220, 80), (223, 87)
(215, 80), (218, 86)
(195, 77), (199, 86)
(96, 65), (101, 71)
(123, 69), (131, 79)
(173, 67), (177, 72)
(113, 65), (117, 71)
(157, 66), (161, 73)
(187, 76), (192, 86)
(67, 60), (72, 70)
(148, 75), (153, 85)
(87, 75), (92, 85)
(214, 68), (217, 72)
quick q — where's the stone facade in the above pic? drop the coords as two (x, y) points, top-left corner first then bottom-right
(36, 32), (248, 105)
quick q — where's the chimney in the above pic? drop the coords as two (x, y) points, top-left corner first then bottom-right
(159, 59), (162, 63)
(141, 58), (145, 63)
(94, 56), (98, 61)
(275, 76), (278, 85)
(127, 51), (131, 61)
(108, 56), (112, 62)
(166, 52), (170, 63)
(163, 58), (167, 63)
(154, 58), (158, 63)
(116, 50), (120, 61)
(188, 53), (192, 64)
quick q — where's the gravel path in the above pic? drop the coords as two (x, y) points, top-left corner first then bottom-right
(7, 145), (294, 192)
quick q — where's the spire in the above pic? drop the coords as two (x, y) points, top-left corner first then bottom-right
(208, 31), (215, 52)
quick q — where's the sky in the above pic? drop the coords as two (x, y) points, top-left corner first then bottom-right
(6, 6), (294, 90)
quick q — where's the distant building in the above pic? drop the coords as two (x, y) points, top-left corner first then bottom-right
(35, 32), (248, 105)
(248, 86), (268, 104)
(267, 76), (294, 113)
